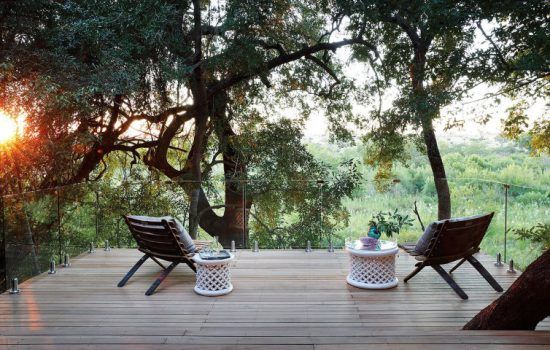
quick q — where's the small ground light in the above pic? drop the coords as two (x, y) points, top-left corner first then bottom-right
(230, 240), (236, 252)
(252, 240), (259, 252)
(89, 241), (95, 253)
(104, 240), (111, 252)
(305, 240), (312, 252)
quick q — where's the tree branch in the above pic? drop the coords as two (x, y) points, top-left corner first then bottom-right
(476, 22), (511, 71)
(208, 38), (378, 95)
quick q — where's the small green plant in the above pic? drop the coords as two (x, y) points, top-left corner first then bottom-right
(369, 209), (414, 238)
(513, 223), (550, 251)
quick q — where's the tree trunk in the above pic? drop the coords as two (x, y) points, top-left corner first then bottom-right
(411, 43), (452, 221)
(196, 181), (250, 248)
(422, 118), (452, 220)
(464, 249), (550, 330)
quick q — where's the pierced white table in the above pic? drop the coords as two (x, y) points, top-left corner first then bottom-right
(346, 240), (399, 289)
(192, 253), (235, 296)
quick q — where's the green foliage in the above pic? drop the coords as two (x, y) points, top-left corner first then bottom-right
(501, 101), (530, 140)
(369, 209), (414, 238)
(309, 138), (549, 268)
(514, 224), (550, 252)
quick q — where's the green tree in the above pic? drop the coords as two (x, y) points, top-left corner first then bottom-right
(0, 0), (371, 246)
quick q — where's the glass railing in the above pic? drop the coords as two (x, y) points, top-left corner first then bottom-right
(1, 176), (548, 291)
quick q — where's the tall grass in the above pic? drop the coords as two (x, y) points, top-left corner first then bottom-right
(311, 140), (549, 270)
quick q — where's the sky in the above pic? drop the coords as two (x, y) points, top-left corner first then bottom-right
(298, 48), (548, 144)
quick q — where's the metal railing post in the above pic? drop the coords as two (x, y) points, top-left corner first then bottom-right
(48, 257), (56, 275)
(507, 259), (516, 274)
(95, 191), (100, 242)
(305, 240), (312, 253)
(317, 180), (325, 250)
(504, 184), (509, 263)
(63, 253), (70, 267)
(0, 194), (6, 292)
(243, 179), (247, 249)
(495, 253), (503, 267)
(56, 190), (62, 264)
(9, 277), (20, 295)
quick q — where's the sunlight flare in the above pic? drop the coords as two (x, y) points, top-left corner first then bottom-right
(0, 111), (18, 143)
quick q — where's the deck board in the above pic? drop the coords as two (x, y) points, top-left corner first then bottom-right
(0, 249), (548, 349)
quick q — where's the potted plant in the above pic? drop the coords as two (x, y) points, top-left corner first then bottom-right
(361, 210), (414, 248)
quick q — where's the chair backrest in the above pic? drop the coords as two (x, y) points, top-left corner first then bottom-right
(124, 215), (192, 262)
(425, 212), (494, 262)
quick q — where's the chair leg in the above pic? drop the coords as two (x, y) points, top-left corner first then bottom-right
(118, 255), (149, 287)
(466, 255), (504, 292)
(432, 264), (469, 300)
(404, 264), (424, 283)
(184, 258), (197, 273)
(145, 262), (179, 296)
(449, 258), (466, 274)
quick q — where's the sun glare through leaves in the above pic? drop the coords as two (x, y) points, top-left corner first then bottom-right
(0, 111), (19, 144)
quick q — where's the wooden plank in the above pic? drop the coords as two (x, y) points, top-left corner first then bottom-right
(0, 249), (547, 348)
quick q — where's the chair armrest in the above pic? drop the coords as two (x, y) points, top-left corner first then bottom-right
(398, 242), (417, 254)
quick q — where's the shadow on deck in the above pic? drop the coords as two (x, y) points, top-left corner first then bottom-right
(0, 249), (548, 349)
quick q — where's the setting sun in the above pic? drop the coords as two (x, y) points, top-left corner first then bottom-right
(0, 111), (18, 143)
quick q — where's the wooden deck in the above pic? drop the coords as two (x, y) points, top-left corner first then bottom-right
(0, 249), (548, 349)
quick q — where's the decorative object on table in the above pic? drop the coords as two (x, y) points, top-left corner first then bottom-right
(193, 252), (235, 296)
(346, 240), (399, 289)
(398, 212), (503, 299)
(365, 210), (414, 245)
(199, 249), (231, 260)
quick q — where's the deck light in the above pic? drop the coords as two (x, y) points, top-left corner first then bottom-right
(230, 240), (236, 252)
(252, 240), (259, 252)
(104, 240), (111, 252)
(328, 240), (334, 252)
(89, 241), (95, 253)
(306, 240), (312, 252)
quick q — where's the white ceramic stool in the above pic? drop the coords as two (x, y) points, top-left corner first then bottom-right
(193, 253), (235, 296)
(346, 240), (398, 289)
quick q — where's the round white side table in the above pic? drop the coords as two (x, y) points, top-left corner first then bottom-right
(346, 240), (398, 289)
(192, 253), (235, 296)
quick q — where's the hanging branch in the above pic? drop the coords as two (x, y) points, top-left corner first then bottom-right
(413, 200), (425, 231)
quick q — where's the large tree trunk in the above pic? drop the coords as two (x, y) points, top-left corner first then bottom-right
(422, 119), (451, 220)
(196, 180), (251, 248)
(195, 93), (252, 248)
(464, 249), (550, 330)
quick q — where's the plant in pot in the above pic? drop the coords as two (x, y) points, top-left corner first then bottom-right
(361, 210), (414, 249)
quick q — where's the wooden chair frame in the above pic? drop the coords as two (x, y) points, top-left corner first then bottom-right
(119, 215), (206, 296)
(399, 213), (503, 300)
